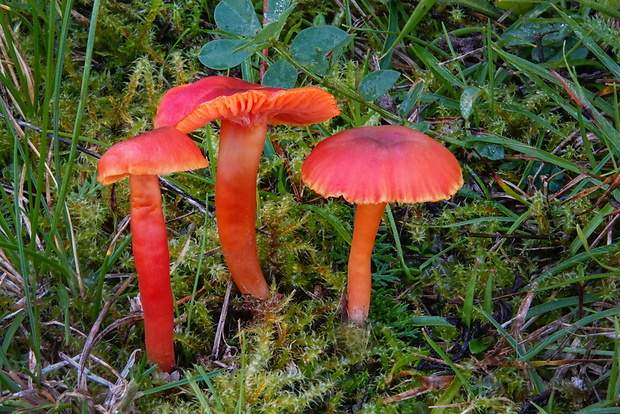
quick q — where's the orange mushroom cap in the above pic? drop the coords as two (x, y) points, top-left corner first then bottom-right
(301, 125), (463, 204)
(153, 76), (339, 133)
(98, 126), (209, 185)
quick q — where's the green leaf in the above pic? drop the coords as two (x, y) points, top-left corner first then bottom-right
(408, 316), (457, 328)
(526, 294), (600, 319)
(214, 0), (261, 37)
(462, 268), (477, 328)
(464, 133), (581, 174)
(577, 0), (620, 20)
(357, 69), (400, 100)
(266, 0), (293, 24)
(410, 43), (465, 92)
(555, 6), (620, 80)
(460, 86), (480, 120)
(469, 337), (493, 354)
(289, 25), (353, 75)
(240, 4), (295, 51)
(198, 39), (252, 70)
(474, 142), (504, 160)
(399, 80), (424, 118)
(382, 0), (440, 58)
(501, 21), (570, 48)
(569, 204), (614, 255)
(1, 311), (26, 370)
(263, 59), (298, 89)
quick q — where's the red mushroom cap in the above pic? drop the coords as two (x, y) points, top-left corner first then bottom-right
(301, 125), (463, 204)
(98, 126), (209, 185)
(153, 76), (339, 133)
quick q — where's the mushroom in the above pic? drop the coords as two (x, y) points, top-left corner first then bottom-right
(301, 125), (463, 323)
(98, 126), (209, 372)
(153, 76), (339, 300)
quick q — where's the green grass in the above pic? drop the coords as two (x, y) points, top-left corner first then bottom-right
(1, 0), (620, 412)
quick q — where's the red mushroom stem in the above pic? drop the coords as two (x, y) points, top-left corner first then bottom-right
(215, 121), (271, 299)
(98, 126), (208, 371)
(347, 202), (386, 324)
(129, 174), (176, 372)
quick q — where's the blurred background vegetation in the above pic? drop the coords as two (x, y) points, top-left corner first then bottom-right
(1, 0), (620, 412)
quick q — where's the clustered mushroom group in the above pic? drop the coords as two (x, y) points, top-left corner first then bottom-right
(97, 76), (463, 372)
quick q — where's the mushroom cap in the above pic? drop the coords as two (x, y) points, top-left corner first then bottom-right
(98, 126), (209, 185)
(301, 125), (463, 204)
(153, 76), (339, 133)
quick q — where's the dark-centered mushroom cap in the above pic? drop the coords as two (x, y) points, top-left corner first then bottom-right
(98, 126), (209, 186)
(153, 76), (339, 134)
(301, 125), (463, 204)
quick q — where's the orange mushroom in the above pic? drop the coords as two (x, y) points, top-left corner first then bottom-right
(154, 76), (339, 300)
(98, 126), (208, 372)
(301, 125), (463, 324)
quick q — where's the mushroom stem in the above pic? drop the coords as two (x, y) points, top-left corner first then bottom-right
(215, 121), (271, 299)
(347, 202), (387, 324)
(129, 174), (175, 372)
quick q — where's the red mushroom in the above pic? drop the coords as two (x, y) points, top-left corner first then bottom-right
(98, 126), (209, 372)
(301, 125), (463, 323)
(154, 76), (339, 300)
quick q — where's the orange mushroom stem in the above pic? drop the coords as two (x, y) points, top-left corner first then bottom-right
(154, 76), (339, 299)
(98, 127), (208, 371)
(347, 203), (386, 323)
(215, 121), (271, 298)
(128, 174), (176, 371)
(301, 126), (463, 324)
